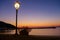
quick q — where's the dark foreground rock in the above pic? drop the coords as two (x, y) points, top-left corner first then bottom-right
(0, 34), (60, 40)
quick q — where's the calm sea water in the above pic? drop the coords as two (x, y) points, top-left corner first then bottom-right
(29, 27), (60, 36)
(0, 27), (60, 36)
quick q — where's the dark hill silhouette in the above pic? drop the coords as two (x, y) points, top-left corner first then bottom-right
(0, 21), (16, 30)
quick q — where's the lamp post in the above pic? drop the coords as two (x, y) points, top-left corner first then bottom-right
(14, 1), (20, 35)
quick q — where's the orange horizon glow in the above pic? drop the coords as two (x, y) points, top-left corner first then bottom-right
(18, 24), (60, 27)
(2, 20), (60, 27)
(17, 22), (60, 27)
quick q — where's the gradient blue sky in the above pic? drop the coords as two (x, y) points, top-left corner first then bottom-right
(0, 0), (60, 27)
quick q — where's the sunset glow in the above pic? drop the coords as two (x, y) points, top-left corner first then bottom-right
(0, 0), (60, 27)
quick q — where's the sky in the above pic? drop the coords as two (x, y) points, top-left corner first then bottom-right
(0, 0), (60, 36)
(0, 0), (60, 27)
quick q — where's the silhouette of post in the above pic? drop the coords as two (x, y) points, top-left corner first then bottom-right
(15, 9), (18, 35)
(14, 1), (20, 35)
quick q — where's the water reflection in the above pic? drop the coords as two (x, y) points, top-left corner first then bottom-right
(0, 28), (60, 36)
(30, 28), (60, 36)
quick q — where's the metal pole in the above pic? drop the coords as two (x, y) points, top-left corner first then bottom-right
(15, 9), (18, 35)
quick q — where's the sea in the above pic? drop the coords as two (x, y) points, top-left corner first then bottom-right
(0, 27), (60, 36)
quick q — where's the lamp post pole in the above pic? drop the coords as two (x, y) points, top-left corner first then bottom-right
(16, 9), (18, 35)
(14, 1), (20, 35)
